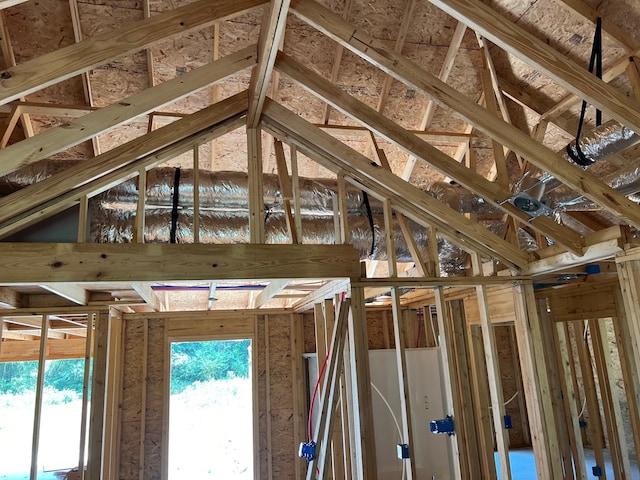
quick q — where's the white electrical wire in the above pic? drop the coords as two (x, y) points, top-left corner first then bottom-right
(503, 390), (519, 407)
(578, 397), (587, 418)
(370, 382), (406, 480)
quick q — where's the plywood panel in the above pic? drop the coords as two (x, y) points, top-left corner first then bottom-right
(463, 285), (516, 325)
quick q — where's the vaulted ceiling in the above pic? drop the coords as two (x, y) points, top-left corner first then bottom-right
(0, 0), (638, 311)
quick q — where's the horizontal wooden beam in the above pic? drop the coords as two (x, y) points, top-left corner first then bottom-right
(528, 238), (625, 275)
(0, 45), (256, 177)
(290, 0), (640, 232)
(0, 338), (89, 362)
(352, 275), (528, 288)
(262, 98), (530, 269)
(318, 124), (474, 142)
(429, 0), (640, 134)
(0, 243), (361, 283)
(275, 52), (584, 254)
(0, 0), (265, 106)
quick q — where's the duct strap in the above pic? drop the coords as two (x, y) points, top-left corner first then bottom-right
(170, 167), (181, 243)
(567, 17), (603, 167)
(362, 191), (376, 258)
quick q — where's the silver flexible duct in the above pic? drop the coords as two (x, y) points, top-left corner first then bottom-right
(511, 120), (640, 216)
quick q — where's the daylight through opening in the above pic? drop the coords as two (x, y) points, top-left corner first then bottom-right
(168, 339), (253, 479)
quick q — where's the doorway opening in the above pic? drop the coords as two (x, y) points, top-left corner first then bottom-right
(168, 339), (253, 479)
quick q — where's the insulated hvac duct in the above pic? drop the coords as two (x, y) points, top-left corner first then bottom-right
(88, 169), (474, 275)
(511, 120), (640, 216)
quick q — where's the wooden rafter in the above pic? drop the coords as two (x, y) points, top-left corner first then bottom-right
(247, 0), (290, 127)
(262, 98), (530, 269)
(68, 0), (101, 156)
(274, 52), (584, 254)
(0, 0), (266, 106)
(402, 21), (466, 181)
(375, 0), (417, 114)
(553, 0), (640, 50)
(0, 115), (244, 239)
(40, 284), (88, 305)
(430, 0), (640, 133)
(0, 92), (249, 230)
(253, 279), (292, 308)
(289, 0), (640, 235)
(0, 11), (34, 141)
(0, 46), (256, 177)
(321, 0), (352, 124)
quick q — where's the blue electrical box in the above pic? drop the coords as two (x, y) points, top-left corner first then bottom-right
(430, 415), (455, 436)
(504, 415), (513, 430)
(592, 465), (603, 477)
(298, 441), (316, 462)
(397, 443), (410, 459)
(586, 264), (601, 275)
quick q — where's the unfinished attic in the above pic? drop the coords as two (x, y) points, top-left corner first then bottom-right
(3, 0), (640, 478)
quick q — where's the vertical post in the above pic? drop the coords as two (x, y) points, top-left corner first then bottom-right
(78, 313), (95, 480)
(291, 314), (306, 480)
(88, 311), (110, 480)
(555, 323), (588, 480)
(615, 256), (640, 384)
(433, 289), (464, 478)
(314, 303), (327, 367)
(247, 127), (264, 244)
(341, 326), (356, 479)
(265, 315), (273, 480)
(590, 319), (631, 477)
(612, 284), (640, 463)
(573, 320), (607, 478)
(323, 299), (345, 480)
(512, 283), (563, 479)
(467, 325), (498, 479)
(30, 315), (48, 480)
(538, 299), (574, 479)
(290, 145), (303, 241)
(337, 173), (349, 244)
(390, 288), (417, 478)
(347, 286), (377, 479)
(446, 299), (482, 475)
(475, 282), (511, 478)
(193, 146), (200, 243)
(508, 325), (530, 444)
(138, 319), (149, 480)
(134, 168), (147, 243)
(104, 309), (123, 479)
(78, 195), (89, 243)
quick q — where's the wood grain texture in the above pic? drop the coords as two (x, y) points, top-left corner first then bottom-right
(0, 46), (256, 177)
(0, 91), (248, 228)
(290, 0), (640, 233)
(275, 51), (583, 254)
(262, 98), (530, 269)
(0, 243), (361, 283)
(429, 0), (640, 133)
(0, 0), (265, 106)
